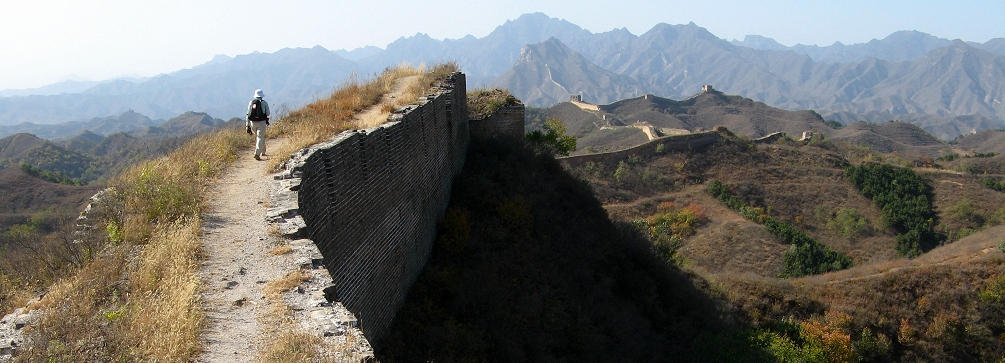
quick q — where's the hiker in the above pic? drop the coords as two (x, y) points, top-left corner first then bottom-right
(246, 89), (271, 160)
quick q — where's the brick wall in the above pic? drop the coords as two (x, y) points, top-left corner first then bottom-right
(286, 72), (468, 344)
(469, 103), (524, 139)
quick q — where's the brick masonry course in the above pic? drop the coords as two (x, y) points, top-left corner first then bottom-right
(270, 72), (469, 345)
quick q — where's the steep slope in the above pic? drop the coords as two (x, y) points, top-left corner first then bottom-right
(493, 38), (644, 106)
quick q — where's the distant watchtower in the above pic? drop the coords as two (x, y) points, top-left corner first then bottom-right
(702, 85), (714, 93)
(570, 95), (583, 102)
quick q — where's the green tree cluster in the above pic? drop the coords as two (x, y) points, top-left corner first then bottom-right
(526, 118), (576, 156)
(708, 180), (852, 277)
(19, 163), (84, 186)
(844, 163), (939, 257)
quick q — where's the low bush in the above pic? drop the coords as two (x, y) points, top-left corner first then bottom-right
(634, 202), (709, 264)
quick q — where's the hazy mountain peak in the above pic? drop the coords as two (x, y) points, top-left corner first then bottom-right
(734, 35), (788, 50)
(209, 54), (232, 64)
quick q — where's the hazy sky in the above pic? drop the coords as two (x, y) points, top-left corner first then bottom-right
(1, 0), (1002, 90)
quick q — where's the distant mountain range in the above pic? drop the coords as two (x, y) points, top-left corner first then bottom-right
(0, 110), (229, 140)
(1, 12), (1003, 140)
(731, 31), (1005, 64)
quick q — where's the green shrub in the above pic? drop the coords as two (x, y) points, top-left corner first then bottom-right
(936, 153), (960, 162)
(526, 118), (576, 156)
(981, 178), (1005, 193)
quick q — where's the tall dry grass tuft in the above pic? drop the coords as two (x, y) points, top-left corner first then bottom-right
(124, 220), (203, 361)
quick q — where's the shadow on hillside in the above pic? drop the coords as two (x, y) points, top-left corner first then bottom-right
(377, 136), (763, 362)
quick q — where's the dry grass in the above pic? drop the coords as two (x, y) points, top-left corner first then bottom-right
(263, 269), (311, 302)
(467, 88), (516, 120)
(18, 127), (248, 362)
(124, 220), (203, 360)
(269, 244), (293, 256)
(265, 62), (458, 171)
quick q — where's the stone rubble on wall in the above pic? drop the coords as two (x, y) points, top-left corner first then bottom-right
(267, 166), (374, 359)
(0, 306), (38, 362)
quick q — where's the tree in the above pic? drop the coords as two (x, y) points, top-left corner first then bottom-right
(526, 118), (576, 156)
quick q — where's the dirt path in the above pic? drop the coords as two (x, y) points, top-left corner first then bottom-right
(196, 75), (421, 362)
(197, 137), (291, 363)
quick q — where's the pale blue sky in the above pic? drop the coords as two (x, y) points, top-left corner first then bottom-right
(1, 0), (1002, 90)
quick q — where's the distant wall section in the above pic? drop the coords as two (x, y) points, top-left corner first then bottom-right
(558, 130), (724, 168)
(286, 72), (468, 343)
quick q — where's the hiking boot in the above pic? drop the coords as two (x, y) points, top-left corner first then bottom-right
(254, 155), (261, 160)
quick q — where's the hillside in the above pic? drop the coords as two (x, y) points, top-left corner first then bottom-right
(126, 111), (226, 138)
(565, 131), (1005, 361)
(0, 131), (189, 184)
(0, 167), (100, 217)
(0, 110), (160, 139)
(956, 129), (1005, 154)
(829, 121), (948, 156)
(822, 111), (1004, 141)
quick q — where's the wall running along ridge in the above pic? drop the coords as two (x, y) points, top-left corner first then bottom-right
(557, 129), (728, 168)
(271, 73), (468, 345)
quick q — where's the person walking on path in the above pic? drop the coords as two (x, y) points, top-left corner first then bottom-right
(246, 89), (271, 160)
